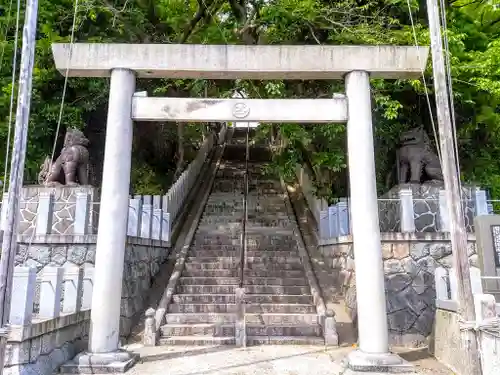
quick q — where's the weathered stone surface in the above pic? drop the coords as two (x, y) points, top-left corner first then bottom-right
(15, 233), (168, 338)
(5, 319), (89, 375)
(18, 186), (100, 236)
(329, 236), (477, 347)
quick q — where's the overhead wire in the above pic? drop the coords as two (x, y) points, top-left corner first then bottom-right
(50, 0), (80, 164)
(405, 0), (443, 165)
(2, 0), (21, 196)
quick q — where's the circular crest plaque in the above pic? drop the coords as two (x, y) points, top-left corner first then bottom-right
(232, 102), (250, 119)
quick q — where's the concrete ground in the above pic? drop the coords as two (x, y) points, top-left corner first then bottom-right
(122, 343), (453, 375)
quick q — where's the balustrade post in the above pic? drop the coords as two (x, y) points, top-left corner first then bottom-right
(62, 266), (83, 314)
(81, 267), (95, 310)
(140, 195), (153, 239)
(337, 200), (350, 236)
(399, 188), (415, 232)
(0, 193), (9, 231)
(127, 198), (142, 237)
(438, 189), (450, 232)
(36, 192), (53, 235)
(474, 189), (489, 216)
(9, 267), (36, 325)
(39, 267), (64, 319)
(74, 192), (90, 235)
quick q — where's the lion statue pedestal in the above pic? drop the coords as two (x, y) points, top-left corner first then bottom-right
(382, 182), (478, 233)
(17, 186), (100, 236)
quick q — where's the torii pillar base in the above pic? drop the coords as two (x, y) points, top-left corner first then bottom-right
(345, 350), (414, 373)
(59, 350), (139, 374)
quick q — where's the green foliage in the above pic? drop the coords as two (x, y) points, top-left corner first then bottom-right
(0, 0), (499, 198)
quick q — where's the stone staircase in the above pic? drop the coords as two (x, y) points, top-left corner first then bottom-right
(244, 166), (323, 345)
(160, 163), (243, 345)
(159, 135), (323, 345)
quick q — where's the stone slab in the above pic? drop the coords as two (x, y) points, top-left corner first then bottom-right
(132, 97), (348, 123)
(345, 350), (415, 373)
(52, 44), (429, 79)
(59, 350), (139, 373)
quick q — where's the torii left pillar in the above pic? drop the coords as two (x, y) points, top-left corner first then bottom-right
(60, 68), (139, 373)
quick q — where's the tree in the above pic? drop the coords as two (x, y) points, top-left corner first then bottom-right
(0, 0), (499, 199)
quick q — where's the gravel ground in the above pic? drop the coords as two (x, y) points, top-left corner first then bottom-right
(119, 344), (453, 375)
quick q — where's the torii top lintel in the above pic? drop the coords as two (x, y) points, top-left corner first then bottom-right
(51, 43), (429, 80)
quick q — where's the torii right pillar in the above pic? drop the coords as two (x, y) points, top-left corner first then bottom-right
(344, 70), (413, 372)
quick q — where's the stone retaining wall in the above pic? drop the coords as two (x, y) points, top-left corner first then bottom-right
(319, 232), (477, 347)
(4, 312), (89, 375)
(16, 234), (170, 337)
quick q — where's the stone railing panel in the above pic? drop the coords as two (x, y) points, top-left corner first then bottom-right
(434, 265), (483, 312)
(296, 173), (490, 241)
(10, 265), (94, 326)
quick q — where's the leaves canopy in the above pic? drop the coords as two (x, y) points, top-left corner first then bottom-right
(0, 0), (498, 198)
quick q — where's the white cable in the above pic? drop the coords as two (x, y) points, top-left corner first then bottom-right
(50, 0), (79, 163)
(406, 0), (443, 164)
(2, 0), (21, 195)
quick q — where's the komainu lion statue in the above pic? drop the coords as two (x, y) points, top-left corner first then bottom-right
(386, 127), (443, 188)
(38, 128), (90, 187)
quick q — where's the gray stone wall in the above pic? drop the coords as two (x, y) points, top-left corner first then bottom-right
(319, 233), (477, 347)
(15, 234), (170, 337)
(15, 235), (96, 270)
(120, 239), (170, 336)
(4, 313), (89, 375)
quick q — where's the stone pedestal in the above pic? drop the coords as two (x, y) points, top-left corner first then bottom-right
(382, 182), (479, 233)
(59, 350), (139, 373)
(14, 186), (100, 236)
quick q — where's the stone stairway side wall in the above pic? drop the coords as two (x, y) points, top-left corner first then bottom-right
(16, 234), (169, 337)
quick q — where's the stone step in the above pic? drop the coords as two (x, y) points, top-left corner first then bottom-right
(168, 303), (316, 314)
(246, 304), (316, 314)
(192, 236), (241, 246)
(179, 277), (239, 285)
(188, 250), (240, 258)
(179, 276), (308, 286)
(184, 262), (239, 271)
(190, 245), (240, 251)
(246, 313), (320, 325)
(247, 324), (322, 337)
(187, 254), (302, 269)
(176, 284), (311, 295)
(244, 277), (309, 286)
(191, 245), (297, 252)
(171, 294), (314, 304)
(169, 303), (237, 313)
(181, 270), (239, 278)
(185, 260), (304, 271)
(182, 269), (306, 278)
(246, 336), (324, 345)
(165, 313), (236, 324)
(159, 336), (236, 346)
(160, 323), (235, 337)
(188, 252), (301, 262)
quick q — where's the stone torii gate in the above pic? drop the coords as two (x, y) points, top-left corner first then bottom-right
(51, 43), (428, 373)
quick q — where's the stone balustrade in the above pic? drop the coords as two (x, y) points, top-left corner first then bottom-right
(295, 163), (491, 240)
(10, 265), (94, 326)
(5, 265), (94, 375)
(127, 133), (216, 243)
(0, 132), (216, 244)
(433, 266), (500, 375)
